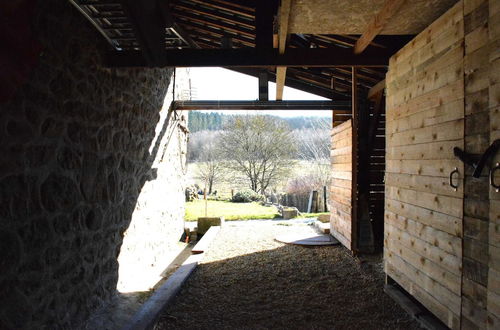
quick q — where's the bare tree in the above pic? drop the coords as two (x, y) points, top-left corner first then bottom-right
(290, 120), (331, 190)
(187, 130), (221, 162)
(218, 115), (295, 194)
(195, 132), (224, 194)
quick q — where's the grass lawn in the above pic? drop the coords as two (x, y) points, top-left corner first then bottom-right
(301, 212), (329, 218)
(185, 199), (280, 221)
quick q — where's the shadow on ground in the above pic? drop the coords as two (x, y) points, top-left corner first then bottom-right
(155, 240), (420, 330)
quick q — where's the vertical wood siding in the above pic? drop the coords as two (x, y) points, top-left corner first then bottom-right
(330, 119), (354, 249)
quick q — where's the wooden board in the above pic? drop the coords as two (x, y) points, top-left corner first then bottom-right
(330, 119), (353, 250)
(385, 3), (465, 328)
(488, 0), (500, 326)
(288, 0), (458, 35)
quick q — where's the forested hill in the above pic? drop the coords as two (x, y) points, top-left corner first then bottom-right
(188, 111), (330, 132)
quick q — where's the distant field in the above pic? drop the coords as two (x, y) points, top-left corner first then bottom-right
(186, 160), (329, 198)
(185, 199), (280, 221)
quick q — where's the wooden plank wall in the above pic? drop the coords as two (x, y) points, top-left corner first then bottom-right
(330, 119), (353, 249)
(461, 0), (500, 328)
(368, 104), (386, 248)
(486, 0), (500, 328)
(332, 110), (352, 127)
(385, 2), (465, 328)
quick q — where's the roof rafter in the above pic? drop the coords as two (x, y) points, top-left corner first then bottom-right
(276, 0), (292, 100)
(354, 0), (407, 54)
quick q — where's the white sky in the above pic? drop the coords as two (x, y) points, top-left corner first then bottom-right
(188, 67), (331, 118)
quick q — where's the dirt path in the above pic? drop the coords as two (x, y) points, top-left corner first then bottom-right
(155, 221), (420, 329)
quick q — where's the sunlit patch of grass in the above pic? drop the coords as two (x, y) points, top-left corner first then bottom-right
(300, 212), (329, 218)
(185, 199), (280, 221)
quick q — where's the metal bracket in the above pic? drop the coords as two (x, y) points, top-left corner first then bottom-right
(491, 163), (500, 192)
(453, 139), (500, 178)
(449, 167), (459, 191)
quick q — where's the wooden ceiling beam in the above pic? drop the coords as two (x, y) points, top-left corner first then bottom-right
(290, 69), (352, 91)
(186, 0), (255, 18)
(172, 10), (255, 37)
(354, 0), (406, 54)
(230, 68), (350, 100)
(255, 0), (276, 49)
(105, 47), (394, 67)
(334, 67), (384, 83)
(209, 0), (255, 12)
(367, 79), (386, 100)
(173, 3), (254, 29)
(173, 100), (351, 111)
(188, 31), (251, 48)
(181, 23), (255, 47)
(258, 71), (269, 101)
(120, 0), (165, 66)
(276, 0), (292, 100)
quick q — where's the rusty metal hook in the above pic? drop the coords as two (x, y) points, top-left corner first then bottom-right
(449, 167), (459, 191)
(490, 163), (500, 193)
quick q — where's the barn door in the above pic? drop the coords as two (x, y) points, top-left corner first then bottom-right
(384, 2), (465, 328)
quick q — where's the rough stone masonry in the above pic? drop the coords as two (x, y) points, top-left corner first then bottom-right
(0, 1), (187, 328)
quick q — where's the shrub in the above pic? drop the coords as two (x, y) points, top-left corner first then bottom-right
(231, 190), (265, 203)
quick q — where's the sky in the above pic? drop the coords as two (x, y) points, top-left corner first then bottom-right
(188, 67), (331, 118)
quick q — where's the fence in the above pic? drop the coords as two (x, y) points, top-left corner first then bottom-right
(279, 187), (329, 213)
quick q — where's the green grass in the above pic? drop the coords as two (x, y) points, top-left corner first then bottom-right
(301, 212), (329, 218)
(185, 199), (280, 221)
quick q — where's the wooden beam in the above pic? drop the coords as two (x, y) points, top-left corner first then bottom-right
(354, 0), (406, 54)
(351, 67), (358, 252)
(106, 47), (394, 67)
(258, 71), (269, 101)
(276, 67), (287, 100)
(368, 91), (384, 147)
(188, 0), (254, 19)
(367, 79), (386, 99)
(255, 0), (275, 49)
(120, 0), (165, 66)
(277, 0), (291, 53)
(172, 100), (351, 111)
(159, 2), (200, 49)
(230, 68), (350, 100)
(276, 0), (291, 101)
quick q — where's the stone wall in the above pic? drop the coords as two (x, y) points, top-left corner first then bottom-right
(117, 71), (189, 293)
(0, 1), (187, 328)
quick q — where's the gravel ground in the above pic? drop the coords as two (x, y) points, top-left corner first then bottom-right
(156, 220), (420, 330)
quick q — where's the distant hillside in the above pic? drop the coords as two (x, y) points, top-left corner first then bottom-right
(188, 111), (330, 132)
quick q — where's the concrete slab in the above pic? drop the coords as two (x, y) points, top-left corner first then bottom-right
(192, 226), (220, 254)
(124, 253), (203, 330)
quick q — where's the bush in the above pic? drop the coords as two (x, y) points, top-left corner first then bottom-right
(231, 190), (265, 203)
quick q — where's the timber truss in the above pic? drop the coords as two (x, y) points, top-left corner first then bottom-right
(69, 0), (414, 102)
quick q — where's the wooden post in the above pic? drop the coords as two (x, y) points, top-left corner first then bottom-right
(307, 191), (313, 213)
(351, 67), (358, 251)
(204, 186), (208, 217)
(356, 83), (375, 253)
(311, 190), (318, 213)
(258, 71), (269, 101)
(255, 0), (274, 49)
(323, 186), (328, 212)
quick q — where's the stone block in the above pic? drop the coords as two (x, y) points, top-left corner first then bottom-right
(318, 213), (330, 223)
(197, 217), (224, 235)
(282, 208), (298, 219)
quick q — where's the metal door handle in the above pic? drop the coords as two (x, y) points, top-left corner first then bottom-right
(491, 163), (500, 192)
(449, 167), (459, 191)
